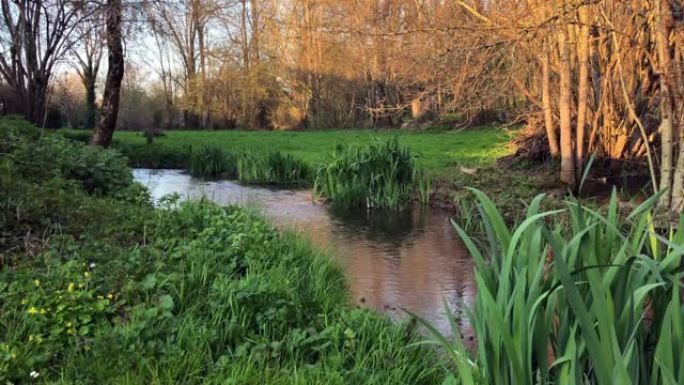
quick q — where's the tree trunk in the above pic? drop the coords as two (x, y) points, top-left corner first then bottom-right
(90, 0), (124, 148)
(654, 0), (684, 210)
(84, 68), (98, 129)
(558, 28), (576, 187)
(671, 144), (684, 211)
(542, 49), (559, 156)
(27, 75), (48, 127)
(660, 101), (674, 205)
(575, 5), (590, 176)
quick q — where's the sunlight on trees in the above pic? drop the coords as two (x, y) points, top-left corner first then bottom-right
(1, 0), (684, 210)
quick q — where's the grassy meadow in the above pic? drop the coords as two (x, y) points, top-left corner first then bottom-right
(62, 127), (513, 175)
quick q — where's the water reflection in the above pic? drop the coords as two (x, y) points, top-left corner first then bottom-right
(133, 168), (476, 334)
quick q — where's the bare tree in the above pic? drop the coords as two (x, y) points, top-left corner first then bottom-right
(73, 5), (106, 129)
(0, 0), (95, 125)
(147, 0), (220, 129)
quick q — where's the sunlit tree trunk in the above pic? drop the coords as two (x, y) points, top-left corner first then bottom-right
(558, 28), (576, 187)
(654, 0), (675, 207)
(91, 0), (124, 148)
(575, 5), (590, 175)
(541, 47), (559, 156)
(656, 0), (684, 211)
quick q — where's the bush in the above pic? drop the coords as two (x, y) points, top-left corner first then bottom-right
(119, 141), (189, 169)
(59, 130), (92, 144)
(0, 116), (42, 153)
(12, 136), (133, 195)
(0, 117), (150, 255)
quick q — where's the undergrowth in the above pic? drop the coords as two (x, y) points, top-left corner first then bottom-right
(0, 118), (440, 384)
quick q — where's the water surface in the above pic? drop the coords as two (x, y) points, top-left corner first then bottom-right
(134, 169), (475, 334)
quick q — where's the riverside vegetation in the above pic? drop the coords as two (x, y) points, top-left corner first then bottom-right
(185, 140), (423, 209)
(7, 117), (684, 384)
(423, 189), (684, 385)
(60, 128), (511, 173)
(62, 127), (517, 210)
(81, 130), (432, 209)
(0, 117), (440, 384)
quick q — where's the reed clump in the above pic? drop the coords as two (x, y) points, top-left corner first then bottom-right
(188, 146), (309, 186)
(313, 138), (424, 209)
(236, 151), (310, 185)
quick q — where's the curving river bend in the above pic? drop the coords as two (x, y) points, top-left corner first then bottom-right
(134, 168), (476, 335)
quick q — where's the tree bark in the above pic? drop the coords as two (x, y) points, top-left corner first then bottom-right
(654, 0), (684, 211)
(558, 28), (576, 187)
(91, 0), (124, 148)
(575, 6), (591, 176)
(83, 64), (99, 129)
(541, 48), (559, 156)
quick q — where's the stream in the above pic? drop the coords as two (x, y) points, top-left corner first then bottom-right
(133, 168), (476, 335)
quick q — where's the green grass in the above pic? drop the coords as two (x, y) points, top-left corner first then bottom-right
(61, 127), (513, 177)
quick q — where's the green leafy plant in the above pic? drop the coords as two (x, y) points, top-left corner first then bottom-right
(0, 260), (112, 379)
(10, 135), (133, 196)
(416, 189), (684, 385)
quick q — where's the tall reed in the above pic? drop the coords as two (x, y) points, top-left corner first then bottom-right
(313, 138), (419, 209)
(187, 145), (236, 178)
(188, 146), (309, 185)
(416, 189), (684, 385)
(415, 170), (432, 206)
(236, 151), (309, 185)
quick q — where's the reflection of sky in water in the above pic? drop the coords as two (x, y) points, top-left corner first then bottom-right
(134, 168), (476, 335)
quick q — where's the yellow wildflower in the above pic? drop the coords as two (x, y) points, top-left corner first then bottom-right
(27, 307), (38, 315)
(84, 271), (92, 278)
(28, 333), (45, 343)
(67, 282), (76, 292)
(107, 293), (114, 300)
(33, 279), (40, 287)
